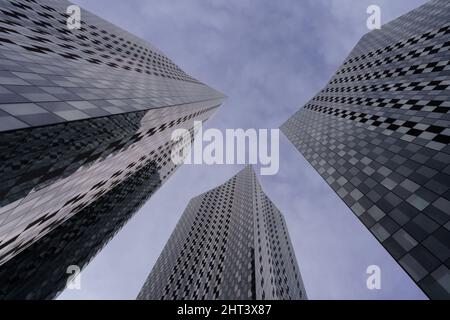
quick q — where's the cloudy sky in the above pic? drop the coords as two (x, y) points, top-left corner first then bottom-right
(59, 0), (430, 300)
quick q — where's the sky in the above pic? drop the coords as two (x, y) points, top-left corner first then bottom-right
(59, 0), (430, 300)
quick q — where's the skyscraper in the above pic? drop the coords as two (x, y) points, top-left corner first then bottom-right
(0, 0), (225, 299)
(137, 166), (306, 300)
(281, 0), (449, 299)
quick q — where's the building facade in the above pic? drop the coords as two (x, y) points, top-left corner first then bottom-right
(138, 166), (306, 300)
(281, 0), (449, 299)
(0, 0), (225, 299)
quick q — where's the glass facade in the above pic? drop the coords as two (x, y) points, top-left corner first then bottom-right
(281, 0), (450, 299)
(0, 0), (225, 299)
(137, 166), (307, 300)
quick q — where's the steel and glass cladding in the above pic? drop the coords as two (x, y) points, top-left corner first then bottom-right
(281, 0), (450, 299)
(138, 166), (306, 300)
(0, 0), (225, 299)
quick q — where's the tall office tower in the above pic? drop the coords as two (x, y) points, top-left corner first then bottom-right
(281, 0), (449, 299)
(137, 166), (306, 300)
(0, 0), (225, 299)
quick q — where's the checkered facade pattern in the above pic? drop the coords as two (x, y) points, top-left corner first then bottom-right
(281, 0), (450, 299)
(0, 0), (224, 299)
(137, 167), (307, 300)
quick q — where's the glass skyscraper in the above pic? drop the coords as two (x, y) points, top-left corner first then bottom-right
(0, 0), (224, 299)
(138, 166), (307, 300)
(281, 0), (449, 299)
